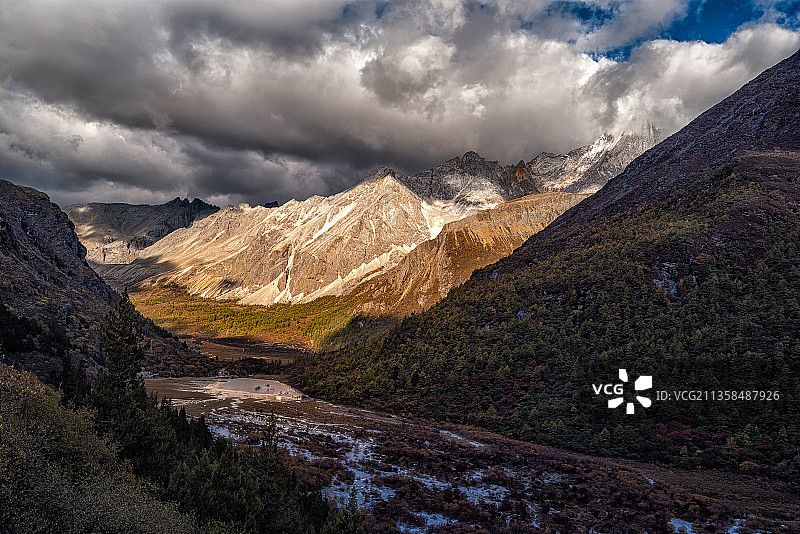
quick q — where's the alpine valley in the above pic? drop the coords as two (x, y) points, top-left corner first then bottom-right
(2, 42), (800, 534)
(297, 47), (800, 525)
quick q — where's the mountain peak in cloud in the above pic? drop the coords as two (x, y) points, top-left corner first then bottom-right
(0, 1), (797, 207)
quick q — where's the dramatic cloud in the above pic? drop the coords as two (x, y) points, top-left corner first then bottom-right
(0, 0), (798, 206)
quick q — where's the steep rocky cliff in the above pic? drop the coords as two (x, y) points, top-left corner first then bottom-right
(0, 180), (114, 378)
(65, 197), (218, 264)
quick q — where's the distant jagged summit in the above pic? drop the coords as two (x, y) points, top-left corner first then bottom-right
(529, 122), (661, 194)
(396, 126), (659, 205)
(397, 151), (535, 206)
(166, 197), (216, 211)
(65, 197), (219, 264)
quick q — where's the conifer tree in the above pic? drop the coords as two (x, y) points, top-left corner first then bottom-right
(58, 351), (89, 406)
(92, 292), (146, 435)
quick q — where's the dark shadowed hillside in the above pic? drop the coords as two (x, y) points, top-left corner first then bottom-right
(0, 180), (114, 378)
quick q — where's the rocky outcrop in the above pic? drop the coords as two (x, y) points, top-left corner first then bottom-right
(398, 151), (536, 206)
(0, 180), (115, 378)
(529, 123), (660, 194)
(65, 197), (218, 264)
(357, 192), (589, 314)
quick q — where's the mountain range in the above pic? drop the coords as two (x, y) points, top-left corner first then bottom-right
(78, 126), (657, 313)
(296, 49), (800, 481)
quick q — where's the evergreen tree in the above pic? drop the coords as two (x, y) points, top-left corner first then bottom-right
(322, 488), (365, 534)
(90, 293), (179, 481)
(92, 293), (146, 434)
(58, 351), (89, 406)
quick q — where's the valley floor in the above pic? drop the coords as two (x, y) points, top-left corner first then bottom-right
(147, 374), (800, 533)
(131, 281), (800, 533)
(175, 334), (305, 363)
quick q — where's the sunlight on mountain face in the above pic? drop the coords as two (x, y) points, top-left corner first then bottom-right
(80, 129), (654, 312)
(1, 3), (799, 533)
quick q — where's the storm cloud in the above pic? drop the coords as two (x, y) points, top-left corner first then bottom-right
(0, 0), (798, 206)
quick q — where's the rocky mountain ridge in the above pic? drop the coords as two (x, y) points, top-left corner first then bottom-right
(65, 197), (218, 264)
(97, 171), (481, 305)
(0, 180), (115, 377)
(397, 123), (659, 205)
(357, 191), (590, 314)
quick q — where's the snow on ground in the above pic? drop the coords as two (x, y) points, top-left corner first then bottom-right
(727, 518), (747, 533)
(439, 429), (484, 447)
(459, 484), (510, 506)
(670, 518), (696, 533)
(397, 512), (458, 533)
(420, 199), (483, 239)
